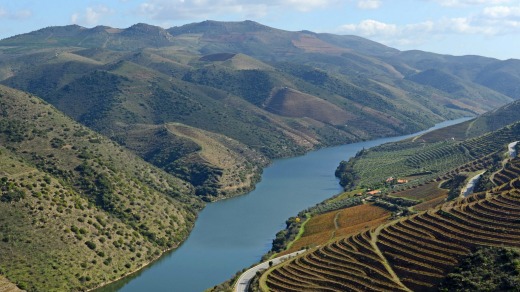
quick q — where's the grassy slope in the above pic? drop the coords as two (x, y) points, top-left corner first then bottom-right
(0, 85), (200, 291)
(164, 123), (268, 199)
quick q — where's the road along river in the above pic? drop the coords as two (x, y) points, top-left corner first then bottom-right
(97, 117), (471, 292)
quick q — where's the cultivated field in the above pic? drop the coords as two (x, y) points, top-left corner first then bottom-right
(338, 121), (520, 190)
(283, 205), (390, 254)
(263, 158), (520, 291)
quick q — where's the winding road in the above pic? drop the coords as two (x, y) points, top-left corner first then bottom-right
(509, 141), (519, 158)
(234, 250), (306, 292)
(461, 171), (485, 197)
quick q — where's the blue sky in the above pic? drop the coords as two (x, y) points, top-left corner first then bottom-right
(1, 0), (519, 59)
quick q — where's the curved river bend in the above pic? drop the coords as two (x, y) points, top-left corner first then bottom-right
(99, 118), (470, 292)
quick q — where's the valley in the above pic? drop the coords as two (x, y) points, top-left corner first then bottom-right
(2, 21), (519, 202)
(99, 119), (467, 292)
(1, 20), (520, 291)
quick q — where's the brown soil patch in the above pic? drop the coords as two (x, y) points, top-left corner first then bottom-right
(265, 87), (353, 125)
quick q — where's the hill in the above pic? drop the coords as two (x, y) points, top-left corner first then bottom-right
(260, 119), (520, 291)
(1, 20), (519, 199)
(263, 181), (520, 291)
(0, 85), (201, 291)
(335, 99), (520, 190)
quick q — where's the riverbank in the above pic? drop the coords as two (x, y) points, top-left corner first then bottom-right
(90, 219), (195, 292)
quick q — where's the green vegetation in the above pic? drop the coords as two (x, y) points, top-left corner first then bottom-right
(0, 177), (26, 203)
(269, 217), (305, 256)
(442, 174), (468, 200)
(439, 247), (520, 292)
(0, 85), (200, 291)
(336, 109), (520, 191)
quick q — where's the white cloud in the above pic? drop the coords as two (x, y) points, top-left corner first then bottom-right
(341, 19), (397, 37)
(340, 20), (433, 46)
(0, 7), (32, 20)
(285, 0), (340, 11)
(71, 5), (113, 26)
(428, 0), (514, 7)
(340, 2), (520, 47)
(357, 0), (381, 9)
(483, 5), (520, 18)
(138, 0), (340, 20)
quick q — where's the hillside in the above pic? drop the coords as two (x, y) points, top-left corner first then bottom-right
(2, 20), (520, 291)
(226, 98), (520, 291)
(336, 99), (520, 190)
(1, 20), (519, 199)
(260, 120), (520, 291)
(388, 50), (520, 100)
(0, 85), (201, 291)
(263, 181), (520, 291)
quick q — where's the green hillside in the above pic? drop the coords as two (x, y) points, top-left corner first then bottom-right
(335, 99), (520, 190)
(0, 85), (201, 291)
(388, 50), (520, 100)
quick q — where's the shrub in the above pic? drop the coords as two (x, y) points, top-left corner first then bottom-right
(85, 241), (96, 250)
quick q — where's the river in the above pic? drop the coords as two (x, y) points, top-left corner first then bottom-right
(98, 117), (471, 292)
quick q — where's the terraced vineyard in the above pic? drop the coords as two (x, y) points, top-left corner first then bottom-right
(389, 152), (496, 202)
(491, 158), (520, 190)
(337, 121), (520, 190)
(280, 204), (391, 255)
(263, 158), (520, 292)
